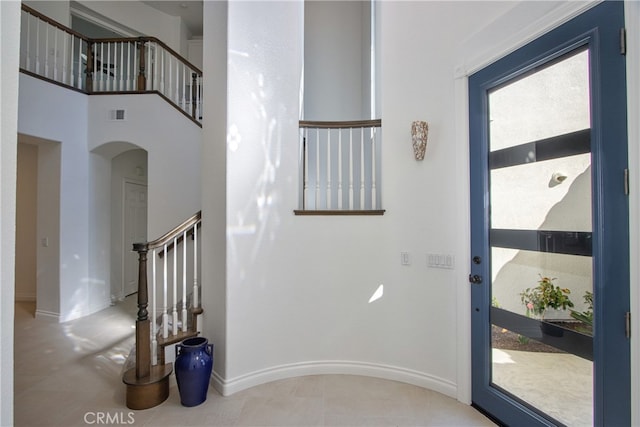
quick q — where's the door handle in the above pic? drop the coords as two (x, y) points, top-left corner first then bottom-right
(468, 274), (483, 284)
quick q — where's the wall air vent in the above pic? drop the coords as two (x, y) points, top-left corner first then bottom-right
(110, 109), (127, 121)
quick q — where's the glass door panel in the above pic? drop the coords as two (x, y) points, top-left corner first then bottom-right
(487, 47), (594, 426)
(488, 49), (590, 151)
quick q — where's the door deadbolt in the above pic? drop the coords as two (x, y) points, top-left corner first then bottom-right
(468, 274), (483, 284)
(473, 256), (482, 264)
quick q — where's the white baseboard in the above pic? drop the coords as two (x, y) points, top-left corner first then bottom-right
(211, 360), (457, 399)
(61, 299), (112, 322)
(35, 309), (60, 321)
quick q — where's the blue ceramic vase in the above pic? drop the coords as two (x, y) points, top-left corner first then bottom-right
(175, 337), (214, 407)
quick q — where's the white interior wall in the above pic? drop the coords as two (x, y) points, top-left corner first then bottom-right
(89, 150), (111, 309)
(24, 135), (63, 318)
(0, 1), (20, 424)
(201, 0), (228, 386)
(213, 0), (640, 410)
(77, 0), (184, 54)
(187, 39), (203, 70)
(304, 1), (369, 120)
(23, 0), (70, 25)
(88, 95), (202, 239)
(214, 0), (517, 396)
(15, 142), (38, 302)
(23, 1), (188, 56)
(18, 76), (202, 322)
(18, 74), (92, 322)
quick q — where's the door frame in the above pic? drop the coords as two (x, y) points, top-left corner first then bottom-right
(471, 0), (630, 421)
(452, 0), (639, 424)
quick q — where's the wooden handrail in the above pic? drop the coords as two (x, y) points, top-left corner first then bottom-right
(90, 36), (203, 76)
(21, 4), (89, 41)
(299, 119), (382, 129)
(133, 211), (201, 252)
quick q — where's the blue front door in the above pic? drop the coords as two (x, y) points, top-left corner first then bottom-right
(469, 2), (629, 425)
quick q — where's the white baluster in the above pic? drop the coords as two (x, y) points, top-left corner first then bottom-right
(150, 42), (156, 91)
(77, 38), (83, 90)
(119, 41), (124, 90)
(162, 243), (168, 339)
(193, 224), (199, 332)
(303, 129), (308, 209)
(35, 17), (40, 74)
(25, 12), (31, 71)
(160, 48), (165, 93)
(62, 31), (68, 85)
(174, 60), (179, 104)
(107, 42), (111, 90)
(168, 54), (173, 100)
(44, 23), (49, 78)
(52, 28), (58, 81)
(371, 128), (377, 209)
(361, 128), (365, 209)
(315, 128), (320, 208)
(325, 129), (332, 209)
(172, 237), (178, 336)
(69, 36), (74, 87)
(182, 66), (187, 111)
(94, 44), (99, 91)
(348, 128), (354, 209)
(182, 230), (188, 332)
(151, 249), (157, 365)
(338, 130), (343, 209)
(196, 75), (202, 120)
(193, 224), (198, 309)
(127, 42), (131, 91)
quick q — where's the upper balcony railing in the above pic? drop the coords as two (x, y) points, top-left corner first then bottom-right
(296, 119), (384, 215)
(19, 4), (202, 125)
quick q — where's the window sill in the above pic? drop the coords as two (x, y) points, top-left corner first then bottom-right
(293, 210), (386, 216)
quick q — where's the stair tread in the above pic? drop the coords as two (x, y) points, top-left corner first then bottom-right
(122, 363), (173, 386)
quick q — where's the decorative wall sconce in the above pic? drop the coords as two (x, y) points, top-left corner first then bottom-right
(549, 172), (567, 188)
(411, 121), (429, 160)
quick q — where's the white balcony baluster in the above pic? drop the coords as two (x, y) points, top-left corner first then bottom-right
(162, 243), (168, 339)
(182, 230), (188, 333)
(151, 249), (158, 366)
(172, 237), (178, 336)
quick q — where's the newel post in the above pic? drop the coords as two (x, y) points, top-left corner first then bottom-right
(85, 41), (94, 94)
(137, 38), (147, 91)
(133, 243), (151, 379)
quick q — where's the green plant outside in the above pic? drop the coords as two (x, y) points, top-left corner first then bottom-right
(519, 275), (574, 320)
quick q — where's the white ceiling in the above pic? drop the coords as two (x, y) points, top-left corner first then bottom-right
(142, 0), (203, 37)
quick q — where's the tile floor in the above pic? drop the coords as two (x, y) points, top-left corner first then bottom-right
(14, 298), (495, 426)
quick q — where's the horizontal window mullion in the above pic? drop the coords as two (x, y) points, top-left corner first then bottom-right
(490, 229), (592, 256)
(491, 307), (593, 361)
(490, 128), (590, 170)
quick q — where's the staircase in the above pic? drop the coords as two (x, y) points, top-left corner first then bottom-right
(122, 211), (202, 410)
